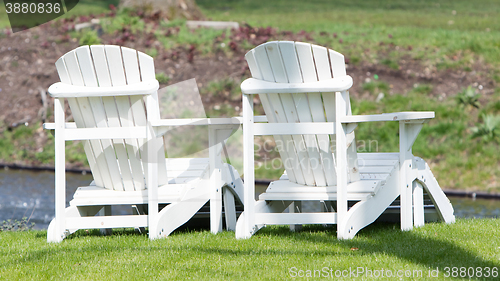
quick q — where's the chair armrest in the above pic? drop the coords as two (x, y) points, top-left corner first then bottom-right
(254, 115), (268, 123)
(340, 112), (434, 123)
(241, 76), (353, 95)
(48, 80), (159, 98)
(152, 117), (242, 137)
(151, 117), (242, 127)
(43, 122), (77, 130)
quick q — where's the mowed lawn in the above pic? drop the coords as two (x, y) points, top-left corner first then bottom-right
(0, 0), (499, 191)
(0, 1), (499, 280)
(1, 219), (499, 279)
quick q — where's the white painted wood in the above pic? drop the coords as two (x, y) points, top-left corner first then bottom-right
(341, 112), (434, 123)
(63, 127), (147, 141)
(63, 48), (119, 191)
(329, 49), (347, 77)
(311, 44), (332, 81)
(209, 126), (223, 233)
(66, 215), (148, 229)
(55, 57), (104, 188)
(101, 46), (136, 192)
(265, 42), (313, 185)
(358, 159), (398, 166)
(358, 166), (395, 174)
(48, 45), (244, 242)
(339, 165), (399, 239)
(255, 213), (337, 225)
(254, 43), (303, 184)
(259, 192), (372, 201)
(240, 76), (353, 94)
(48, 80), (159, 98)
(43, 122), (77, 129)
(223, 187), (237, 231)
(264, 179), (383, 194)
(357, 152), (400, 160)
(253, 122), (335, 135)
(242, 93), (255, 239)
(80, 46), (132, 192)
(399, 122), (413, 231)
(289, 201), (302, 232)
(99, 206), (113, 235)
(415, 157), (455, 223)
(236, 41), (453, 241)
(102, 46), (146, 191)
(335, 91), (348, 239)
(156, 181), (211, 238)
(316, 44), (358, 184)
(296, 42), (336, 186)
(413, 181), (425, 227)
(245, 50), (296, 182)
(52, 98), (66, 243)
(152, 117), (241, 127)
(281, 41), (325, 186)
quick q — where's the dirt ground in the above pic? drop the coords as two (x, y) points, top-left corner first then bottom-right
(0, 16), (495, 137)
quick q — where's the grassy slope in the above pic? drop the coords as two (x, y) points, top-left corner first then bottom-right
(1, 219), (499, 279)
(198, 0), (500, 192)
(198, 0), (500, 65)
(0, 0), (120, 28)
(0, 0), (499, 192)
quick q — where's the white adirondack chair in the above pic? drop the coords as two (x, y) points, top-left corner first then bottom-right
(236, 41), (455, 239)
(44, 45), (243, 242)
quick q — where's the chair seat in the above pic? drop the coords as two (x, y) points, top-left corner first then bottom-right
(70, 158), (211, 206)
(260, 153), (399, 201)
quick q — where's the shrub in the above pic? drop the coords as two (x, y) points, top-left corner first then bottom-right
(155, 72), (170, 84)
(471, 114), (500, 142)
(1, 217), (35, 231)
(78, 30), (101, 46)
(456, 86), (480, 108)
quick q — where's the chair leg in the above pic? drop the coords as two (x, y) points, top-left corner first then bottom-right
(413, 181), (425, 227)
(155, 183), (209, 238)
(339, 171), (399, 239)
(47, 205), (102, 242)
(99, 206), (113, 236)
(236, 200), (292, 239)
(415, 157), (455, 223)
(223, 187), (237, 231)
(132, 205), (147, 234)
(289, 201), (302, 232)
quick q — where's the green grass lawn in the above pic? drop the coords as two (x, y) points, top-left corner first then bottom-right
(0, 0), (499, 192)
(1, 219), (499, 279)
(0, 0), (120, 29)
(198, 0), (500, 67)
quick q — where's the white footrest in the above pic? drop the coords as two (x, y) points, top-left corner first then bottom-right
(255, 212), (337, 225)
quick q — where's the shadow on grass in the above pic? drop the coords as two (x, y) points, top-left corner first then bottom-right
(21, 220), (499, 280)
(188, 222), (500, 279)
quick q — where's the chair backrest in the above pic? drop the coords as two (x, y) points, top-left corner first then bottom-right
(54, 45), (167, 191)
(245, 41), (358, 186)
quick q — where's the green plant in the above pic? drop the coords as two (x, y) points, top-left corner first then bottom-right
(471, 114), (500, 142)
(456, 86), (480, 108)
(101, 9), (145, 34)
(381, 58), (399, 70)
(201, 78), (239, 100)
(78, 30), (101, 46)
(155, 72), (171, 84)
(362, 81), (390, 95)
(146, 47), (158, 58)
(1, 217), (35, 231)
(411, 84), (433, 95)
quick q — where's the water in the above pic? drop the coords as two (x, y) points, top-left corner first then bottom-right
(0, 169), (92, 229)
(0, 169), (498, 230)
